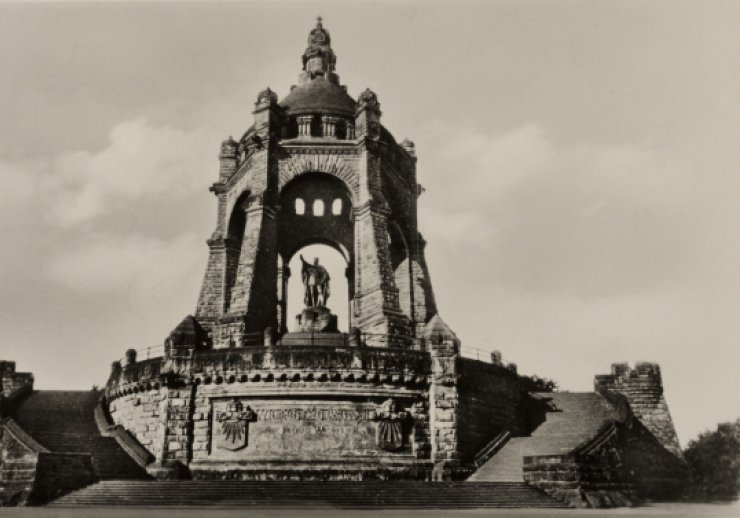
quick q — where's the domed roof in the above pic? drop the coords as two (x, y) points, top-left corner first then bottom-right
(280, 77), (356, 117)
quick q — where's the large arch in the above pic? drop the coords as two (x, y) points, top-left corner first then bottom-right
(277, 172), (353, 261)
(277, 173), (354, 333)
(284, 243), (350, 332)
(278, 154), (359, 199)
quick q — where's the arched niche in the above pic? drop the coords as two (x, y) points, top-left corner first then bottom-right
(277, 173), (354, 332)
(224, 190), (251, 312)
(283, 243), (351, 332)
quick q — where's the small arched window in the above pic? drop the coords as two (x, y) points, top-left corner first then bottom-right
(313, 199), (325, 217)
(295, 198), (305, 215)
(332, 198), (342, 215)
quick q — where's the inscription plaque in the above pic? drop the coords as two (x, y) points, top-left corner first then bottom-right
(209, 399), (407, 458)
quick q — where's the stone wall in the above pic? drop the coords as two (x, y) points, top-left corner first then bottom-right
(456, 358), (527, 463)
(524, 417), (688, 507)
(0, 362), (33, 399)
(105, 345), (435, 479)
(108, 389), (168, 462)
(0, 421), (40, 506)
(594, 362), (682, 456)
(618, 419), (690, 500)
(31, 452), (96, 505)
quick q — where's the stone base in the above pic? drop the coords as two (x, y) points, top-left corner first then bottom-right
(295, 306), (338, 333)
(189, 459), (434, 481)
(280, 332), (346, 347)
(146, 460), (191, 480)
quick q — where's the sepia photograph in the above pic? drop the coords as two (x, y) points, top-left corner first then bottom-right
(0, 1), (738, 515)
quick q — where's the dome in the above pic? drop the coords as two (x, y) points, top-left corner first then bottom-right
(280, 77), (356, 117)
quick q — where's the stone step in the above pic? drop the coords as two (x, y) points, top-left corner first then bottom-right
(50, 481), (568, 508)
(470, 392), (619, 482)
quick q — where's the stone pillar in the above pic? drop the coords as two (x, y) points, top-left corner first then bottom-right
(218, 137), (238, 182)
(411, 233), (438, 331)
(195, 181), (231, 332)
(277, 265), (291, 335)
(346, 122), (355, 140)
(353, 198), (407, 343)
(297, 115), (312, 137)
(225, 197), (273, 318)
(429, 339), (460, 480)
(352, 89), (411, 344)
(322, 115), (338, 137)
(160, 381), (196, 467)
(195, 235), (229, 331)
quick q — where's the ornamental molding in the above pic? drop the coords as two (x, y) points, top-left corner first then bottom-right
(278, 153), (359, 195)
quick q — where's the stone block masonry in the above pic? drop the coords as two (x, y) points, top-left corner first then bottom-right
(0, 362), (33, 398)
(594, 362), (682, 456)
(456, 358), (528, 463)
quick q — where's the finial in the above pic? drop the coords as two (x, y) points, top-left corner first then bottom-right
(317, 16), (323, 27)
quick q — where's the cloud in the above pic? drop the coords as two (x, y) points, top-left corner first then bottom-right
(44, 117), (218, 227)
(46, 232), (205, 320)
(418, 123), (700, 297)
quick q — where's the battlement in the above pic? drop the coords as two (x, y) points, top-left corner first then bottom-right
(0, 360), (34, 398)
(594, 361), (681, 457)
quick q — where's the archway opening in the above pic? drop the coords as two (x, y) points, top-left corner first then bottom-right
(286, 244), (349, 332)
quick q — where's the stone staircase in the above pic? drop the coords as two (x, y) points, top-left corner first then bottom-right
(49, 480), (568, 508)
(12, 390), (150, 480)
(469, 392), (618, 482)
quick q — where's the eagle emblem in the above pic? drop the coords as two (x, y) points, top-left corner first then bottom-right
(215, 399), (255, 451)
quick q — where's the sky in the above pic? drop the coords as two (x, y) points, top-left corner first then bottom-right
(1, 1), (739, 446)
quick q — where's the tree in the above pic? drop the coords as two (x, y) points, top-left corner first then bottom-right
(522, 374), (558, 393)
(684, 418), (740, 500)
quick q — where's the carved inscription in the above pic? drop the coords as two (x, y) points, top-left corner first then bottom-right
(210, 400), (387, 458)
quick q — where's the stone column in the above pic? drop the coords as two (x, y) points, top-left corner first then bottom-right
(346, 122), (355, 140)
(277, 265), (291, 335)
(322, 115), (338, 137)
(297, 115), (312, 137)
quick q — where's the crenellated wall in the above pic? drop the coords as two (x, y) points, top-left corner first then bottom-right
(594, 362), (682, 457)
(0, 362), (33, 399)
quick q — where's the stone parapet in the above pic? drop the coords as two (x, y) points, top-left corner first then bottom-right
(106, 345), (431, 402)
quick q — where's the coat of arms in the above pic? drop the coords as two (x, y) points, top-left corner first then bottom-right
(374, 398), (411, 452)
(214, 398), (255, 451)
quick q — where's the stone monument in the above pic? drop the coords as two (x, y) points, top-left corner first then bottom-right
(0, 18), (689, 508)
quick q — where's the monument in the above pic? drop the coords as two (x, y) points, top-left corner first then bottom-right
(0, 19), (689, 508)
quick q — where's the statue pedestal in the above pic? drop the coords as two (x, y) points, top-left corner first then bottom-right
(296, 306), (338, 333)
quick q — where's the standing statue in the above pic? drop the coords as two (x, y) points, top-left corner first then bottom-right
(300, 255), (330, 307)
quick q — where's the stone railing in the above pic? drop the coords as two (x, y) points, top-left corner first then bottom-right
(94, 398), (155, 469)
(107, 357), (163, 391)
(473, 430), (511, 469)
(105, 345), (432, 400)
(191, 345), (430, 377)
